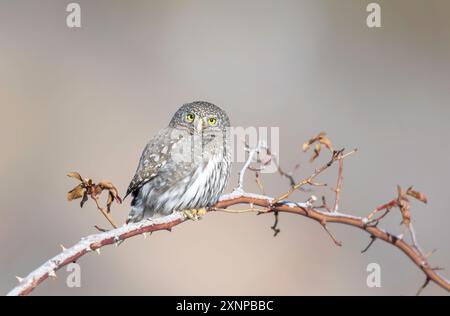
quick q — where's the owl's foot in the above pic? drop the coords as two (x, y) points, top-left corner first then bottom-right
(182, 209), (199, 221)
(196, 208), (207, 217)
(182, 208), (207, 221)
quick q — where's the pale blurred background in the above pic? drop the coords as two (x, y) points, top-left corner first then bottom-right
(1, 0), (449, 295)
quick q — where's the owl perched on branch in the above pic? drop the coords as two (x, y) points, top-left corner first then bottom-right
(125, 101), (232, 223)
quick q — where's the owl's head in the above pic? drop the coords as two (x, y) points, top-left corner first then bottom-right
(169, 101), (230, 134)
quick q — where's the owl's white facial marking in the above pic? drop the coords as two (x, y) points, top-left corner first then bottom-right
(195, 119), (203, 133)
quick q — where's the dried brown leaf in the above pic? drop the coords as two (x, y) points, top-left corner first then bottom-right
(310, 143), (321, 162)
(106, 192), (114, 213)
(98, 180), (114, 190)
(110, 187), (122, 204)
(80, 191), (88, 208)
(67, 184), (86, 201)
(93, 185), (103, 196)
(67, 172), (83, 182)
(302, 141), (311, 152)
(407, 186), (428, 204)
(97, 181), (122, 212)
(319, 134), (334, 152)
(303, 132), (334, 161)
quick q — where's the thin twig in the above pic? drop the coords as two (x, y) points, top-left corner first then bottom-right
(236, 142), (267, 191)
(255, 171), (266, 195)
(333, 155), (344, 212)
(272, 155), (299, 188)
(91, 194), (118, 229)
(320, 220), (342, 247)
(274, 149), (357, 204)
(271, 211), (281, 237)
(366, 199), (398, 223)
(407, 223), (424, 257)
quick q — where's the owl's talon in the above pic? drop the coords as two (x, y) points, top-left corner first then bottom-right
(183, 209), (199, 221)
(197, 208), (207, 217)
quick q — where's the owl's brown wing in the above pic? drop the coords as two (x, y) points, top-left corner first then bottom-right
(124, 127), (182, 199)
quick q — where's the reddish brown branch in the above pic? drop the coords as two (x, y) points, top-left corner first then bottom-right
(215, 194), (450, 294)
(7, 192), (450, 296)
(8, 213), (186, 296)
(8, 139), (448, 296)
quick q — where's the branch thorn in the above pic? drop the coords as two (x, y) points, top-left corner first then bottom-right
(361, 236), (376, 254)
(416, 277), (431, 296)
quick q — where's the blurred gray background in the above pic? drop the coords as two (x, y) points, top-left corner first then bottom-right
(1, 0), (449, 295)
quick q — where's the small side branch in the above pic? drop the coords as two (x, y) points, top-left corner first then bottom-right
(236, 141), (268, 192)
(361, 236), (377, 253)
(333, 156), (344, 212)
(320, 220), (342, 247)
(271, 211), (281, 237)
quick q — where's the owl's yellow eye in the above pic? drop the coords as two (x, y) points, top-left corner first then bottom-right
(185, 113), (195, 122)
(208, 117), (217, 126)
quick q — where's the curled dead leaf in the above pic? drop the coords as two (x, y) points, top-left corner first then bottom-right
(67, 184), (86, 201)
(310, 143), (321, 162)
(303, 132), (335, 162)
(67, 172), (121, 228)
(302, 141), (311, 152)
(406, 186), (428, 204)
(98, 180), (114, 190)
(97, 180), (122, 213)
(67, 172), (83, 182)
(319, 134), (334, 151)
(80, 191), (88, 208)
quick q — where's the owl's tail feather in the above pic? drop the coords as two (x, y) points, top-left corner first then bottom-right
(126, 195), (145, 224)
(126, 208), (145, 224)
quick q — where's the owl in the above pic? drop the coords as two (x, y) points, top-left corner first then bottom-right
(125, 101), (231, 223)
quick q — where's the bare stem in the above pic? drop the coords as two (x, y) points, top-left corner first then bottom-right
(92, 195), (118, 229)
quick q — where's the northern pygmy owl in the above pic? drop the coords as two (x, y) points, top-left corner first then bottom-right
(125, 101), (231, 223)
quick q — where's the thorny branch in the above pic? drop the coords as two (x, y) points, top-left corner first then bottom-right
(7, 133), (450, 296)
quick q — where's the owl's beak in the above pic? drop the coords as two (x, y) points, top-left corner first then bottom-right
(195, 119), (204, 133)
